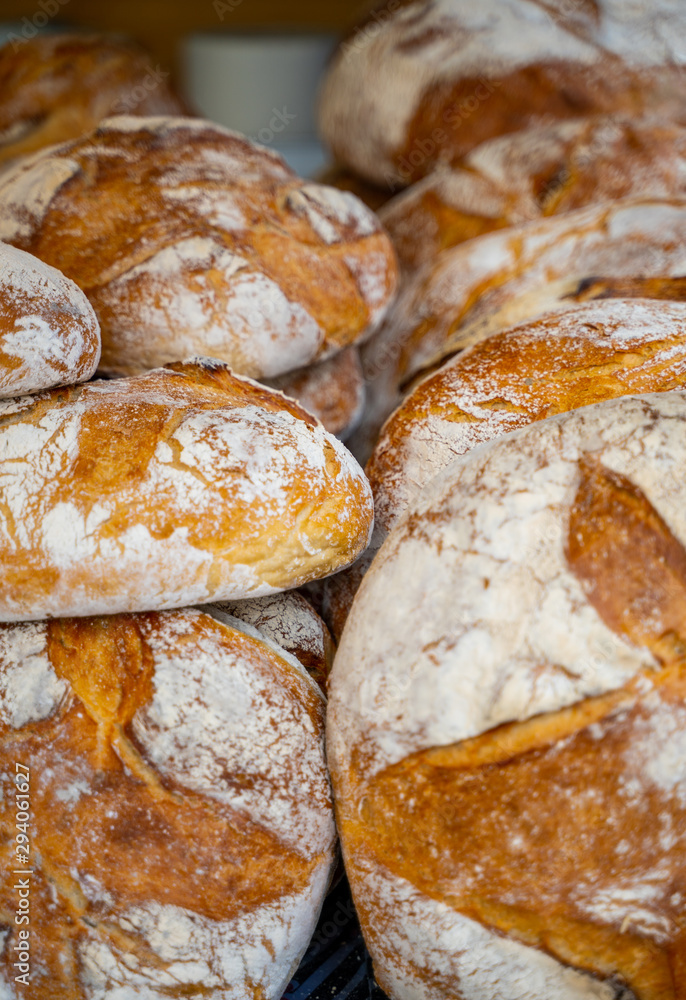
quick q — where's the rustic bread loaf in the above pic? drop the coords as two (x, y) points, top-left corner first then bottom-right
(207, 591), (335, 692)
(319, 0), (686, 187)
(267, 345), (366, 439)
(369, 298), (686, 532)
(0, 358), (373, 621)
(380, 116), (686, 272)
(0, 33), (186, 167)
(328, 390), (686, 999)
(0, 242), (100, 396)
(356, 197), (686, 457)
(0, 605), (335, 999)
(0, 116), (398, 381)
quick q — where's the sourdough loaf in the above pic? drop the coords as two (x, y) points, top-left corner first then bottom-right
(328, 391), (686, 999)
(368, 298), (686, 532)
(0, 33), (186, 167)
(0, 358), (373, 621)
(0, 606), (335, 998)
(319, 0), (686, 187)
(0, 116), (398, 380)
(0, 242), (100, 396)
(380, 116), (686, 272)
(267, 345), (366, 439)
(356, 197), (686, 457)
(207, 591), (335, 692)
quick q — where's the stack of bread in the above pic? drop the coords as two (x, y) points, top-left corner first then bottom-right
(0, 36), (399, 441)
(314, 2), (686, 998)
(0, 31), (399, 999)
(2, 4), (686, 997)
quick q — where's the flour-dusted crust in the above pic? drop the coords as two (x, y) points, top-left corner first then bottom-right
(0, 242), (100, 397)
(0, 33), (187, 167)
(380, 116), (686, 272)
(368, 299), (686, 532)
(328, 391), (686, 998)
(0, 358), (373, 621)
(0, 607), (336, 999)
(206, 591), (335, 692)
(0, 116), (398, 380)
(267, 345), (366, 439)
(359, 197), (686, 451)
(319, 0), (686, 186)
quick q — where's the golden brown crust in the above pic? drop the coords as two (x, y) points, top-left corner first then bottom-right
(367, 299), (686, 531)
(0, 116), (398, 381)
(0, 34), (187, 166)
(316, 163), (398, 212)
(267, 345), (366, 439)
(0, 359), (374, 620)
(328, 393), (686, 999)
(207, 591), (335, 693)
(0, 607), (335, 998)
(319, 0), (686, 187)
(381, 117), (686, 271)
(0, 242), (100, 396)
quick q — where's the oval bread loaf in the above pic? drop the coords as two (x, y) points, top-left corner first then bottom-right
(0, 606), (335, 999)
(267, 345), (366, 439)
(0, 358), (373, 621)
(0, 116), (398, 380)
(368, 298), (686, 532)
(0, 242), (100, 397)
(328, 391), (686, 999)
(0, 33), (187, 166)
(206, 591), (335, 692)
(380, 116), (686, 272)
(357, 196), (686, 454)
(319, 0), (686, 187)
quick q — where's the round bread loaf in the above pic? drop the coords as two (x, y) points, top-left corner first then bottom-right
(0, 116), (398, 381)
(380, 116), (686, 272)
(319, 0), (686, 187)
(206, 591), (335, 692)
(328, 390), (686, 999)
(0, 357), (373, 621)
(357, 197), (686, 455)
(0, 242), (100, 397)
(369, 298), (686, 532)
(0, 605), (335, 998)
(267, 345), (366, 439)
(0, 33), (187, 167)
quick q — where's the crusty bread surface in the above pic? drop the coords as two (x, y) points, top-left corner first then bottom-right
(328, 391), (686, 999)
(0, 606), (335, 999)
(0, 358), (373, 621)
(0, 242), (100, 396)
(0, 116), (398, 381)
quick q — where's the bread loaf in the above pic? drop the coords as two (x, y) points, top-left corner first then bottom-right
(0, 242), (100, 396)
(380, 116), (686, 272)
(0, 34), (187, 167)
(0, 358), (373, 621)
(0, 605), (335, 998)
(358, 197), (686, 453)
(368, 298), (686, 532)
(267, 345), (366, 439)
(319, 0), (686, 187)
(206, 591), (335, 692)
(0, 116), (398, 381)
(328, 391), (686, 999)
